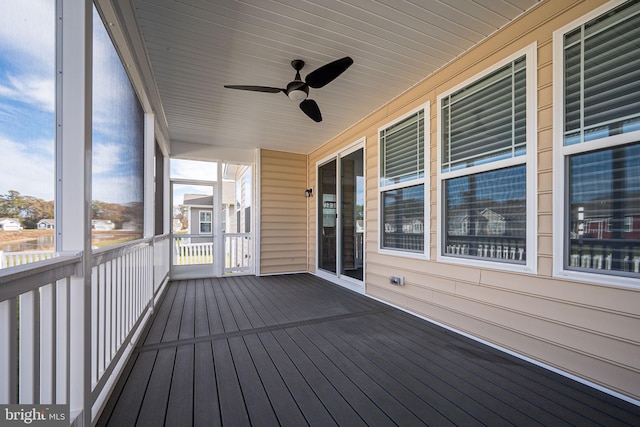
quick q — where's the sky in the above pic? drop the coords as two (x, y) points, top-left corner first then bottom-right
(0, 1), (56, 201)
(0, 3), (143, 206)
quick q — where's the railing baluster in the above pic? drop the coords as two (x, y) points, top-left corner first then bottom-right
(0, 299), (18, 403)
(56, 278), (69, 404)
(19, 290), (40, 403)
(40, 283), (55, 403)
(91, 266), (98, 386)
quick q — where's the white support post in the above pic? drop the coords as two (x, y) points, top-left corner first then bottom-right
(144, 113), (155, 240)
(215, 163), (224, 277)
(163, 156), (170, 236)
(56, 1), (92, 425)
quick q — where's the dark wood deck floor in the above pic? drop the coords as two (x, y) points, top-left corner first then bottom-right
(97, 274), (640, 426)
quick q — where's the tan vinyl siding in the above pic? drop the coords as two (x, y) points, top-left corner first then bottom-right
(305, 0), (640, 401)
(260, 149), (308, 274)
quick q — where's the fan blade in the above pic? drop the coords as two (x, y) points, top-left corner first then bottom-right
(300, 99), (322, 122)
(224, 85), (284, 93)
(305, 57), (353, 89)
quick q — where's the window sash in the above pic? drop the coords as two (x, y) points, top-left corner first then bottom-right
(443, 165), (527, 263)
(442, 57), (526, 172)
(566, 142), (640, 277)
(199, 211), (212, 233)
(381, 185), (425, 252)
(563, 0), (640, 146)
(380, 110), (424, 186)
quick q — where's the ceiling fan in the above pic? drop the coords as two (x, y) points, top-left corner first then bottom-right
(224, 56), (353, 122)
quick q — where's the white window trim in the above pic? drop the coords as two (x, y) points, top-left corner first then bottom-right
(377, 102), (430, 259)
(436, 43), (537, 274)
(552, 0), (640, 289)
(199, 209), (212, 234)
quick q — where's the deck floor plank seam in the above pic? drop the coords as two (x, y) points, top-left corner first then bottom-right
(203, 278), (225, 336)
(142, 278), (178, 345)
(212, 338), (252, 425)
(194, 279), (210, 338)
(136, 347), (176, 426)
(193, 341), (221, 426)
(135, 307), (392, 353)
(227, 336), (281, 426)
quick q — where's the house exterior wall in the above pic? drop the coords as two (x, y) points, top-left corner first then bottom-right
(259, 149), (308, 274)
(306, 0), (640, 401)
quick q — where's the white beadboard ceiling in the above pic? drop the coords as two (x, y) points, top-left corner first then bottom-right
(119, 0), (540, 156)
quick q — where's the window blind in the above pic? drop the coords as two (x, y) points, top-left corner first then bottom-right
(442, 57), (526, 171)
(564, 0), (640, 145)
(380, 110), (424, 186)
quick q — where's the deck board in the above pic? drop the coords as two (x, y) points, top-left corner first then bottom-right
(98, 274), (640, 426)
(193, 341), (220, 426)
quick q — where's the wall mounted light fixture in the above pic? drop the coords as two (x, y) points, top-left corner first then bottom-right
(305, 188), (313, 198)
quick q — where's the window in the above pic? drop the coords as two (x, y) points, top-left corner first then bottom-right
(438, 45), (536, 271)
(554, 0), (640, 281)
(199, 210), (212, 234)
(379, 105), (428, 255)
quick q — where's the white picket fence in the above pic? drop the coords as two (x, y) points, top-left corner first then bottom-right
(0, 235), (170, 425)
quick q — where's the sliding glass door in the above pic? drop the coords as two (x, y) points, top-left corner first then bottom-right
(317, 143), (365, 289)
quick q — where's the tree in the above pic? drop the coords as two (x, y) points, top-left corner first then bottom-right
(21, 196), (54, 229)
(0, 190), (55, 228)
(0, 190), (25, 218)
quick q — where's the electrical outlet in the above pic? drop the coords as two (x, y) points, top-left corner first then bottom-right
(389, 275), (404, 286)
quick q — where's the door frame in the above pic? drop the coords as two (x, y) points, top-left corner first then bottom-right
(315, 137), (366, 293)
(170, 178), (220, 279)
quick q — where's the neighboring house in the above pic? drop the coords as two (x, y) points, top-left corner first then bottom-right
(122, 220), (141, 231)
(92, 219), (116, 230)
(183, 182), (237, 236)
(477, 208), (506, 235)
(183, 194), (214, 237)
(0, 218), (21, 231)
(572, 196), (640, 240)
(37, 219), (55, 229)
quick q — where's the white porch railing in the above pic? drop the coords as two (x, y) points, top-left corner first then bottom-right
(174, 240), (213, 265)
(173, 233), (252, 274)
(225, 233), (252, 274)
(0, 252), (81, 405)
(0, 234), (170, 425)
(0, 250), (56, 269)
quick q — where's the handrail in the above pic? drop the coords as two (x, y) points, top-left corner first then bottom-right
(0, 253), (82, 302)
